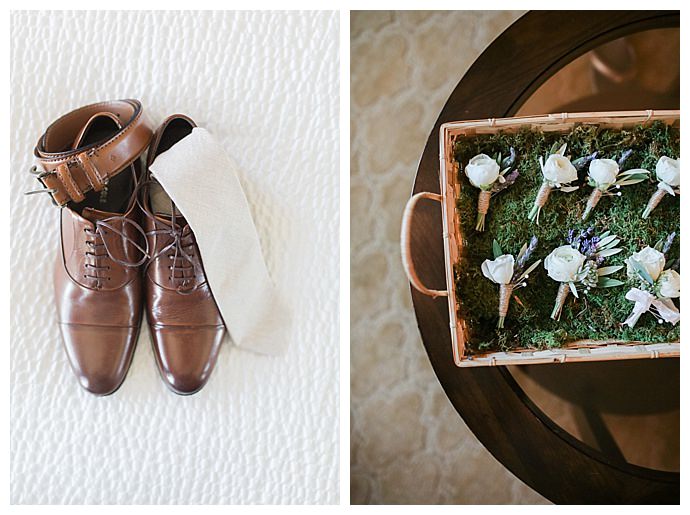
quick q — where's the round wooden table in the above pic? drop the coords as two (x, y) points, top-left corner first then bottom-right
(409, 10), (679, 504)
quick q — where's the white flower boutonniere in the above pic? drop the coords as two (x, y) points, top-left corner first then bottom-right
(481, 237), (541, 328)
(582, 150), (649, 220)
(623, 233), (680, 327)
(464, 149), (519, 231)
(642, 156), (680, 219)
(544, 227), (625, 320)
(528, 143), (593, 224)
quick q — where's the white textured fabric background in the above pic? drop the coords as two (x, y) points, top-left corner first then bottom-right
(10, 11), (339, 505)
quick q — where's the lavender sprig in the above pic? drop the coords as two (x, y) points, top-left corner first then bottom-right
(491, 170), (519, 194)
(512, 235), (538, 281)
(662, 232), (676, 255)
(572, 151), (599, 171)
(617, 149), (633, 167)
(580, 234), (600, 259)
(567, 227), (599, 257)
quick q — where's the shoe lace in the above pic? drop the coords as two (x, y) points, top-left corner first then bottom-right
(25, 162), (149, 286)
(83, 216), (149, 285)
(81, 168), (149, 288)
(137, 179), (199, 295)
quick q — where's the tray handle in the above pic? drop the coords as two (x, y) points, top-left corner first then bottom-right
(400, 192), (448, 298)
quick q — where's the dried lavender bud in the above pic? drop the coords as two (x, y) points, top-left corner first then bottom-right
(617, 149), (633, 167)
(573, 150), (599, 172)
(492, 170), (519, 193)
(501, 147), (517, 170)
(567, 229), (575, 244)
(512, 236), (539, 281)
(516, 235), (538, 269)
(662, 232), (677, 255)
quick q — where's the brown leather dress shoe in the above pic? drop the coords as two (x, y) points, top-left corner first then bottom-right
(141, 115), (225, 395)
(31, 100), (152, 395)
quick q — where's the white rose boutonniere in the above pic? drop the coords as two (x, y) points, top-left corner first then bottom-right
(481, 237), (541, 328)
(466, 154), (500, 188)
(481, 254), (515, 285)
(528, 143), (594, 224)
(642, 156), (680, 219)
(623, 233), (680, 327)
(544, 227), (624, 320)
(463, 149), (519, 231)
(582, 151), (649, 220)
(544, 245), (586, 283)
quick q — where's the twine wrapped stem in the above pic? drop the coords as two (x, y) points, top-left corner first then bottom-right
(475, 190), (492, 231)
(642, 187), (667, 219)
(550, 282), (571, 321)
(497, 283), (514, 329)
(528, 182), (552, 223)
(582, 188), (603, 220)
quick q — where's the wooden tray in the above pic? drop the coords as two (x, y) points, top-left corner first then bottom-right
(402, 110), (680, 367)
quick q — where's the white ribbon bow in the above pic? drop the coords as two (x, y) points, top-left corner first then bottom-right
(623, 287), (680, 328)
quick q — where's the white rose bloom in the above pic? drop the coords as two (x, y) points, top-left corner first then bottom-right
(544, 245), (586, 282)
(588, 158), (619, 186)
(465, 154), (500, 189)
(626, 246), (666, 282)
(481, 254), (515, 285)
(656, 156), (680, 187)
(657, 269), (680, 298)
(542, 154), (578, 185)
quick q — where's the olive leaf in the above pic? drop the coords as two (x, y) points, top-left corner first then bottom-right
(551, 142), (567, 156)
(492, 240), (503, 259)
(514, 259), (542, 283)
(500, 147), (517, 170)
(629, 258), (654, 285)
(597, 277), (625, 288)
(596, 265), (623, 276)
(596, 247), (623, 258)
(597, 235), (618, 249)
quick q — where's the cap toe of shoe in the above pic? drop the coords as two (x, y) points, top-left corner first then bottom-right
(150, 325), (224, 395)
(59, 324), (138, 396)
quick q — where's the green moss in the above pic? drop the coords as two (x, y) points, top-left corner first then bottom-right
(452, 122), (680, 354)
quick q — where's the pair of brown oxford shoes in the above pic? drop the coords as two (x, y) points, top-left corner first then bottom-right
(30, 100), (225, 396)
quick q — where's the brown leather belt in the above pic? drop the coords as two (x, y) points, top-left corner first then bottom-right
(32, 99), (153, 206)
